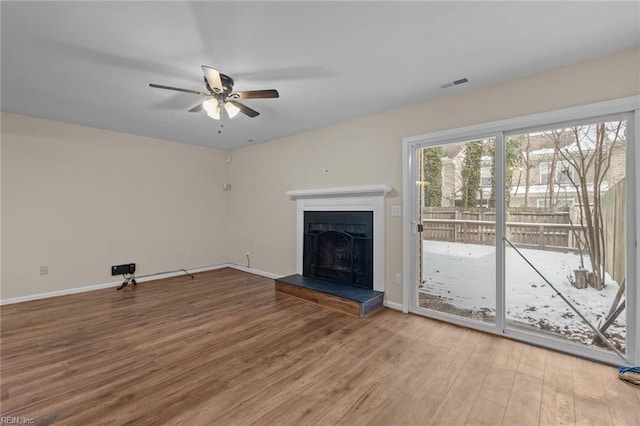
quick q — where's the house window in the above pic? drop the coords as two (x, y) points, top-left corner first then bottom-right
(540, 160), (574, 185)
(556, 198), (575, 207)
(538, 198), (574, 208)
(480, 167), (492, 186)
(556, 160), (573, 184)
(539, 162), (550, 184)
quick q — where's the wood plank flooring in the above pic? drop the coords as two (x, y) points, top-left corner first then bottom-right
(1, 268), (638, 425)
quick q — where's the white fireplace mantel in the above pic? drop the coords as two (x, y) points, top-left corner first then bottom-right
(286, 184), (392, 199)
(287, 185), (392, 292)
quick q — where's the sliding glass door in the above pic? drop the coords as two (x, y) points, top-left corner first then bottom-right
(417, 139), (496, 325)
(404, 100), (637, 365)
(504, 118), (628, 359)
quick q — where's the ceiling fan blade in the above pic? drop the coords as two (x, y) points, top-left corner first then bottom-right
(232, 89), (280, 99)
(149, 83), (208, 96)
(227, 100), (260, 118)
(188, 102), (204, 112)
(201, 65), (223, 93)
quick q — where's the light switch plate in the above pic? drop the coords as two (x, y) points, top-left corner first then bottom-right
(391, 205), (401, 217)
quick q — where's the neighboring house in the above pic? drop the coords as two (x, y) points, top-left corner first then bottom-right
(432, 128), (626, 209)
(439, 152), (493, 208)
(440, 156), (458, 207)
(509, 136), (626, 209)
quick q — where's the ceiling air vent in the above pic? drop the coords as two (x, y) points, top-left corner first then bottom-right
(440, 78), (469, 89)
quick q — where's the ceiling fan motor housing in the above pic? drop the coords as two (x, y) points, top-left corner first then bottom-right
(220, 74), (235, 94)
(205, 74), (235, 96)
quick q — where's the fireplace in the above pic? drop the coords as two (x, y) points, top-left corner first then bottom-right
(287, 184), (391, 292)
(303, 211), (373, 289)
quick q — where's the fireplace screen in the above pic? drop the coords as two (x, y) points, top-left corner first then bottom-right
(303, 211), (373, 289)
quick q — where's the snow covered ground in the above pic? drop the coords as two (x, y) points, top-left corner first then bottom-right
(420, 240), (625, 349)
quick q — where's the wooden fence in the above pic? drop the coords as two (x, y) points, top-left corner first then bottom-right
(424, 186), (626, 281)
(600, 178), (626, 284)
(422, 218), (585, 252)
(423, 206), (571, 224)
(423, 206), (579, 251)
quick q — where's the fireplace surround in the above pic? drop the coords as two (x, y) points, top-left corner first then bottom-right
(303, 211), (373, 289)
(286, 185), (392, 292)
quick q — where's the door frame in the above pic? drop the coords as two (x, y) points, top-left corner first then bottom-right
(402, 96), (639, 365)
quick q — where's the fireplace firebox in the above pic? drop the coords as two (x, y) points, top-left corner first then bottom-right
(303, 211), (373, 289)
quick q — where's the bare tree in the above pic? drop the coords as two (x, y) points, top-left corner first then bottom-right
(523, 134), (533, 207)
(461, 141), (483, 208)
(510, 134), (534, 207)
(551, 121), (624, 290)
(542, 130), (566, 207)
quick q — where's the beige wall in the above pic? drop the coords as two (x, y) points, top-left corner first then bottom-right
(0, 124), (3, 296)
(227, 48), (640, 305)
(2, 48), (638, 304)
(1, 114), (229, 300)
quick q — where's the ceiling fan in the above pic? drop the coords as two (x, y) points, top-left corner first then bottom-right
(149, 66), (279, 121)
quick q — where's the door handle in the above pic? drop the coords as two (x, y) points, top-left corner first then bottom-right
(412, 222), (424, 235)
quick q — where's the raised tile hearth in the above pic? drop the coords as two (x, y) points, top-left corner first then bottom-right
(275, 274), (384, 318)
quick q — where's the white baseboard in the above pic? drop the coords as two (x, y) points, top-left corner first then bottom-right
(1, 264), (392, 306)
(383, 300), (404, 311)
(1, 280), (122, 305)
(0, 264), (229, 306)
(227, 263), (281, 280)
(187, 265), (228, 274)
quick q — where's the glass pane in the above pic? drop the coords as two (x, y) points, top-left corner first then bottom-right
(418, 138), (496, 324)
(506, 120), (627, 355)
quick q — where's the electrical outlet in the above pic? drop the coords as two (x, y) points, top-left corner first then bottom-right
(39, 265), (48, 275)
(112, 263), (136, 276)
(395, 274), (402, 285)
(186, 250), (192, 258)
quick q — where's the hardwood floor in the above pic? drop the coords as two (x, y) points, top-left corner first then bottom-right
(1, 268), (638, 425)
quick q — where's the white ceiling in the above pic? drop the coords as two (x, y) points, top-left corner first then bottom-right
(2, 1), (639, 151)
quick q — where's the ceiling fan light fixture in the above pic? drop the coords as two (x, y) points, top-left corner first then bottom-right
(202, 98), (219, 113)
(203, 98), (221, 120)
(207, 109), (221, 120)
(224, 102), (240, 118)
